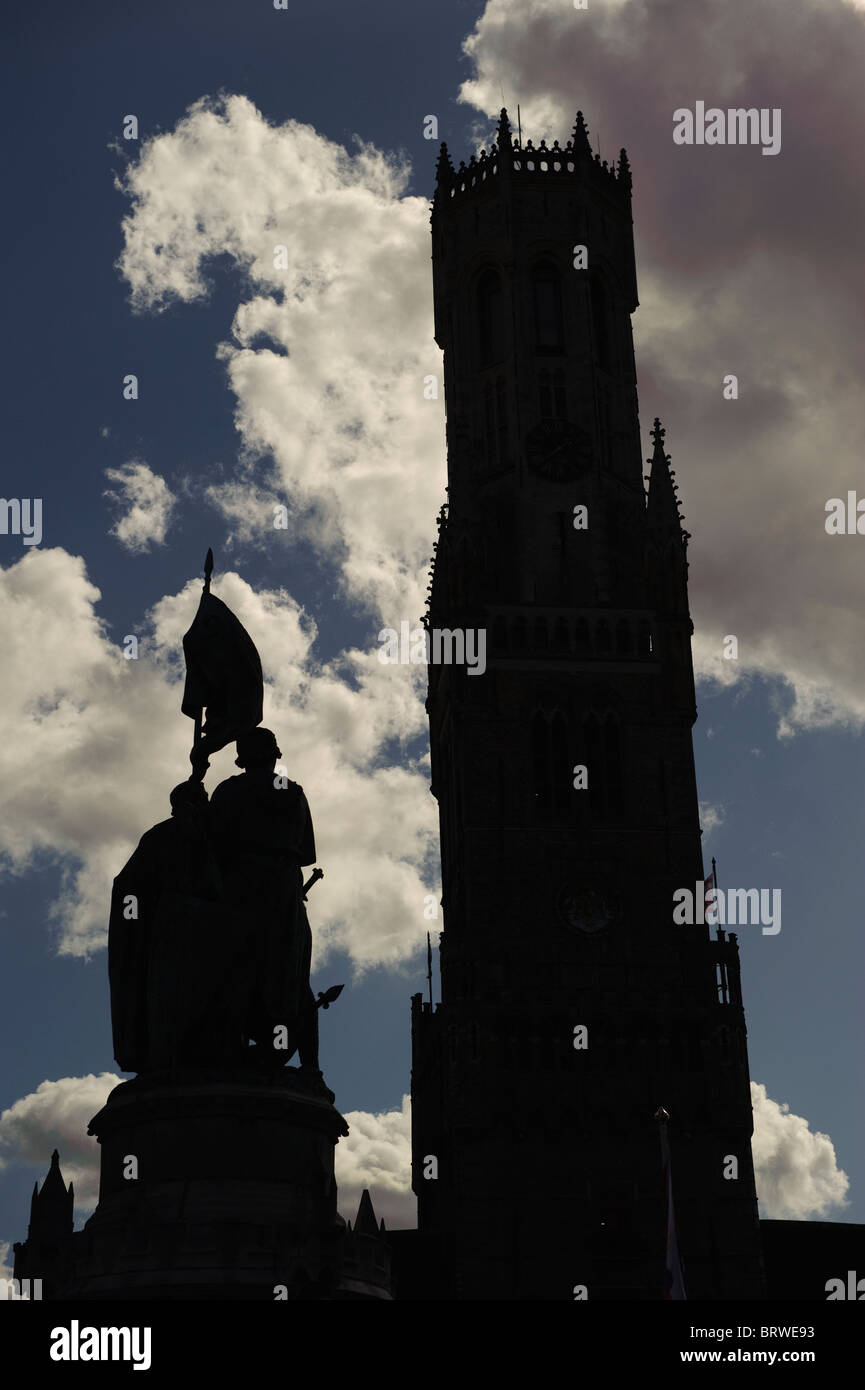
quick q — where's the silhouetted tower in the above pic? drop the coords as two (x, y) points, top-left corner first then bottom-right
(411, 110), (764, 1299)
(12, 1149), (74, 1298)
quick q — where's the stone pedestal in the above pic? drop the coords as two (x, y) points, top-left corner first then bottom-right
(68, 1067), (349, 1300)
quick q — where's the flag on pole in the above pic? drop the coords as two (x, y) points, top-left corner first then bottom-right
(181, 589), (263, 753)
(657, 1110), (687, 1300)
(703, 869), (717, 927)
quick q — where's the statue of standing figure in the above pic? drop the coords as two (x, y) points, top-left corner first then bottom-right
(108, 552), (337, 1080)
(209, 727), (320, 1070)
(109, 728), (323, 1076)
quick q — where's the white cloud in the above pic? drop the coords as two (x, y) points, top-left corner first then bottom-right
(0, 1072), (415, 1231)
(0, 547), (437, 965)
(699, 800), (725, 835)
(117, 94), (444, 623)
(104, 460), (177, 554)
(0, 1074), (848, 1233)
(751, 1081), (850, 1219)
(0, 1074), (117, 1211)
(336, 1094), (415, 1229)
(454, 0), (865, 737)
(0, 98), (452, 969)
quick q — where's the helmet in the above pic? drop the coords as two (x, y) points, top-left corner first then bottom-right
(170, 780), (208, 812)
(235, 727), (282, 768)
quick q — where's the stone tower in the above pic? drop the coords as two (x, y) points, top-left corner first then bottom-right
(410, 109), (765, 1300)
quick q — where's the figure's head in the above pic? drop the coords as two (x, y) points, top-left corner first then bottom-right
(235, 727), (282, 770)
(170, 780), (208, 816)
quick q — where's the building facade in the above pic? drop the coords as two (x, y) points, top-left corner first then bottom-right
(410, 109), (765, 1300)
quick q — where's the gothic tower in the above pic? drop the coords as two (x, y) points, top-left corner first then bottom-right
(410, 110), (765, 1300)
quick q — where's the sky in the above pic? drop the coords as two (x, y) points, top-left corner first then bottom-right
(1, 0), (864, 1269)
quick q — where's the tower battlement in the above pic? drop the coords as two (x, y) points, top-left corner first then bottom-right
(433, 109), (632, 213)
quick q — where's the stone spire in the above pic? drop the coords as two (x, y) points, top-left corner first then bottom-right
(435, 141), (454, 186)
(617, 147), (632, 192)
(646, 418), (686, 536)
(28, 1148), (74, 1241)
(570, 110), (592, 156)
(495, 107), (513, 150)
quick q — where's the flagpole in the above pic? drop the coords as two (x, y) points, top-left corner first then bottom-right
(427, 931), (433, 1008)
(190, 548), (214, 781)
(655, 1106), (686, 1300)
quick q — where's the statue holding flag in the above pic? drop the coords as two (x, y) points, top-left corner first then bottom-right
(181, 547), (264, 782)
(108, 550), (333, 1079)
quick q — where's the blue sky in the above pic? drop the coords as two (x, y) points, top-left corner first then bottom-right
(1, 0), (863, 1250)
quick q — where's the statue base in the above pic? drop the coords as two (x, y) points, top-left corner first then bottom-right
(67, 1067), (350, 1300)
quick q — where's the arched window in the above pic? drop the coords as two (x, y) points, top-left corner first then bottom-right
(477, 269), (505, 364)
(538, 366), (567, 419)
(482, 376), (509, 469)
(496, 376), (509, 462)
(582, 713), (624, 818)
(551, 711), (569, 814)
(533, 262), (564, 351)
(532, 712), (550, 812)
(532, 709), (570, 817)
(605, 717), (624, 815)
(585, 714), (603, 815)
(590, 273), (612, 371)
(615, 619), (632, 655)
(483, 381), (496, 468)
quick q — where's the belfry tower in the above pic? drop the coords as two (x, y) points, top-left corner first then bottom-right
(410, 110), (765, 1300)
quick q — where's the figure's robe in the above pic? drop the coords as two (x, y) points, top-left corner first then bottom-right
(108, 802), (232, 1072)
(209, 771), (316, 1054)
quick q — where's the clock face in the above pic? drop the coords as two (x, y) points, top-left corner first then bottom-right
(557, 884), (617, 934)
(525, 418), (592, 481)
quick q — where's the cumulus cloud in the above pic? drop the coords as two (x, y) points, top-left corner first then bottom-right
(0, 1073), (849, 1233)
(0, 1074), (117, 1211)
(699, 800), (725, 835)
(116, 94), (443, 623)
(0, 95), (455, 966)
(0, 1072), (415, 1230)
(454, 0), (865, 737)
(0, 1242), (16, 1288)
(0, 547), (437, 963)
(336, 1094), (415, 1229)
(104, 460), (177, 554)
(8, 9), (863, 968)
(751, 1081), (850, 1219)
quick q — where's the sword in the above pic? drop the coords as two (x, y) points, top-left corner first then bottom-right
(302, 866), (324, 900)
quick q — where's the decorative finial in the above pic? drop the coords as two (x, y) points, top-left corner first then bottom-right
(617, 147), (632, 192)
(571, 110), (591, 155)
(435, 141), (454, 182)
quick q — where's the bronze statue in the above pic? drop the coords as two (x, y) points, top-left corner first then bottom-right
(108, 552), (337, 1078)
(210, 727), (320, 1069)
(108, 779), (230, 1072)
